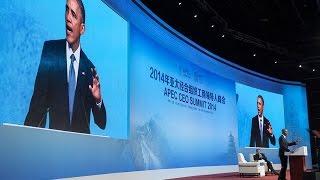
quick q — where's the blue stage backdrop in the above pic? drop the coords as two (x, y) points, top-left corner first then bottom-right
(283, 84), (312, 166)
(129, 26), (238, 168)
(236, 83), (285, 148)
(0, 0), (128, 138)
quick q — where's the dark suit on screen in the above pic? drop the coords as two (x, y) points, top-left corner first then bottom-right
(25, 39), (106, 134)
(250, 115), (276, 147)
(278, 135), (296, 180)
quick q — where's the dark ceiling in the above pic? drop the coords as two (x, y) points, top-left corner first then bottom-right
(140, 0), (320, 139)
(141, 0), (320, 82)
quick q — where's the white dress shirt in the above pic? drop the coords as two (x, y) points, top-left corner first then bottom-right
(66, 41), (80, 83)
(258, 115), (264, 141)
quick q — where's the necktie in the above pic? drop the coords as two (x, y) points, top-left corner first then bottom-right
(260, 119), (263, 141)
(68, 54), (76, 124)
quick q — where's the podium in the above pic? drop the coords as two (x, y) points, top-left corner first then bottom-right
(285, 146), (308, 180)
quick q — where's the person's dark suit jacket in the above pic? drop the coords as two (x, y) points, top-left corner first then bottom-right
(279, 135), (296, 156)
(250, 115), (276, 147)
(278, 134), (296, 180)
(253, 152), (267, 161)
(24, 39), (106, 134)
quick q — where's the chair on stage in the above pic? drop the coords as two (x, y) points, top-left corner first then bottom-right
(249, 153), (272, 175)
(238, 153), (265, 177)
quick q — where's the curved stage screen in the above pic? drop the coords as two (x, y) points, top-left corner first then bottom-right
(0, 0), (312, 179)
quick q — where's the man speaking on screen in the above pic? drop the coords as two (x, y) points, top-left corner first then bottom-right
(249, 95), (275, 147)
(24, 0), (107, 134)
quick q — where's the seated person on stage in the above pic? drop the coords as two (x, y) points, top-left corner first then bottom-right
(254, 148), (279, 175)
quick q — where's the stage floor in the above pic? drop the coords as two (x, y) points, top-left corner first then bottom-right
(171, 171), (288, 180)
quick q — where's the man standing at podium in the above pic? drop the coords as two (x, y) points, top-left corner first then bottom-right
(24, 0), (107, 134)
(278, 129), (297, 180)
(250, 95), (276, 147)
